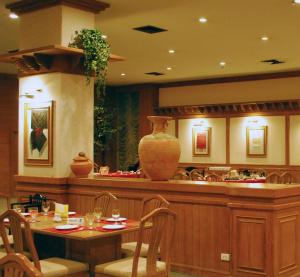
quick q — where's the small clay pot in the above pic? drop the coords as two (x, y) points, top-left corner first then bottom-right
(70, 152), (93, 178)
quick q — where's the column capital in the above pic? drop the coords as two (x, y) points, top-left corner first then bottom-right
(6, 0), (110, 15)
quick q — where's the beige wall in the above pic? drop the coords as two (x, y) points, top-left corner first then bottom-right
(165, 119), (176, 137)
(18, 73), (94, 177)
(230, 116), (285, 165)
(290, 115), (300, 166)
(178, 118), (226, 164)
(159, 77), (300, 107)
(20, 5), (95, 49)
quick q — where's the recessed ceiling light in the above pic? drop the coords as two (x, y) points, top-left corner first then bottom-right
(219, 61), (226, 67)
(168, 49), (175, 54)
(261, 36), (269, 41)
(121, 73), (126, 76)
(166, 67), (172, 71)
(293, 0), (300, 4)
(101, 35), (107, 39)
(9, 13), (18, 19)
(199, 17), (207, 23)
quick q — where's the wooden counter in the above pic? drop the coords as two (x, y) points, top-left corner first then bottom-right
(15, 175), (300, 277)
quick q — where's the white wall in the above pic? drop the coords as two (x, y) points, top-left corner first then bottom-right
(230, 116), (285, 165)
(159, 77), (300, 107)
(290, 115), (300, 165)
(178, 118), (226, 164)
(19, 73), (94, 177)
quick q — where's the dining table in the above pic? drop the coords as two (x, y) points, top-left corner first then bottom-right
(25, 213), (144, 276)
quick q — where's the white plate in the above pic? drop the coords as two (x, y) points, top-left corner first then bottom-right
(55, 224), (79, 230)
(68, 212), (76, 215)
(21, 213), (30, 216)
(102, 224), (126, 230)
(106, 217), (127, 222)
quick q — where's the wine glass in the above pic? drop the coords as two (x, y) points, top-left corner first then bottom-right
(85, 212), (95, 229)
(28, 207), (39, 222)
(42, 200), (50, 215)
(111, 209), (120, 223)
(93, 207), (102, 223)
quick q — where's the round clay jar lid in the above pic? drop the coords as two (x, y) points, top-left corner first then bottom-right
(73, 152), (88, 162)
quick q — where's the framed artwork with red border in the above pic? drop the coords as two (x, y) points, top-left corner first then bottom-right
(192, 126), (211, 156)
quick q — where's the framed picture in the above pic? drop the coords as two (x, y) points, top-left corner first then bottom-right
(24, 101), (54, 166)
(246, 126), (267, 157)
(192, 126), (211, 156)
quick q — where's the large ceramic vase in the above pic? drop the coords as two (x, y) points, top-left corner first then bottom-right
(70, 152), (93, 177)
(138, 116), (180, 181)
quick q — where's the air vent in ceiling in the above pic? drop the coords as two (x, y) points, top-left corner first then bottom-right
(145, 72), (165, 76)
(261, 59), (285, 65)
(133, 25), (167, 34)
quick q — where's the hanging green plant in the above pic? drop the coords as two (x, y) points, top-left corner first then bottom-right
(69, 29), (118, 165)
(69, 28), (110, 94)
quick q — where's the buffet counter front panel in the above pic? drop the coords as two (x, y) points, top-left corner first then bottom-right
(14, 176), (300, 277)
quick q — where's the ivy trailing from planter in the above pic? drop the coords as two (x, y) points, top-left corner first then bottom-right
(69, 29), (118, 165)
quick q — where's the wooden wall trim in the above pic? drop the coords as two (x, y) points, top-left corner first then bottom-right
(6, 0), (110, 15)
(286, 115), (290, 166)
(14, 175), (67, 184)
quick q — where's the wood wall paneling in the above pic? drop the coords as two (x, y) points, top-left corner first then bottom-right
(0, 74), (18, 196)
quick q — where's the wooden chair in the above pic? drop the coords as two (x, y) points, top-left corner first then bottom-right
(95, 207), (177, 277)
(190, 169), (204, 181)
(172, 169), (190, 180)
(0, 210), (89, 277)
(121, 195), (170, 257)
(266, 172), (281, 184)
(93, 191), (118, 217)
(205, 173), (222, 182)
(280, 172), (296, 184)
(0, 193), (13, 247)
(0, 253), (42, 277)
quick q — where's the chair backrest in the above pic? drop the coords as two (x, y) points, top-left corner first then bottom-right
(190, 169), (204, 181)
(132, 208), (177, 277)
(0, 253), (42, 277)
(205, 173), (222, 182)
(93, 191), (117, 216)
(140, 195), (169, 219)
(280, 172), (296, 184)
(0, 210), (40, 271)
(173, 169), (190, 180)
(266, 172), (281, 184)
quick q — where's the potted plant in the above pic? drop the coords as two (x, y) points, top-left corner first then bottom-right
(69, 29), (118, 166)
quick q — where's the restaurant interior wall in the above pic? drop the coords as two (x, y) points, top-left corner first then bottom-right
(159, 76), (300, 106)
(0, 74), (18, 195)
(18, 73), (93, 178)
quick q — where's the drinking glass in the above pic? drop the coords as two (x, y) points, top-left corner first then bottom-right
(93, 207), (102, 223)
(28, 207), (39, 222)
(85, 212), (95, 229)
(13, 204), (22, 213)
(42, 200), (50, 215)
(111, 209), (120, 223)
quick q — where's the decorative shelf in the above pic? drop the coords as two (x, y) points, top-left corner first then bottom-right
(155, 99), (300, 116)
(0, 45), (125, 77)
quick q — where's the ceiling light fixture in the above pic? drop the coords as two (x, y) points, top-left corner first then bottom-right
(166, 67), (172, 71)
(293, 0), (300, 4)
(199, 17), (207, 23)
(261, 36), (269, 41)
(121, 73), (126, 76)
(168, 49), (175, 54)
(219, 61), (226, 67)
(9, 13), (18, 19)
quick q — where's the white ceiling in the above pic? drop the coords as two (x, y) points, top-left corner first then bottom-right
(1, 0), (300, 85)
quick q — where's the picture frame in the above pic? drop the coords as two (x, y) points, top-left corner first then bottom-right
(24, 101), (54, 166)
(246, 126), (267, 157)
(192, 126), (211, 156)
